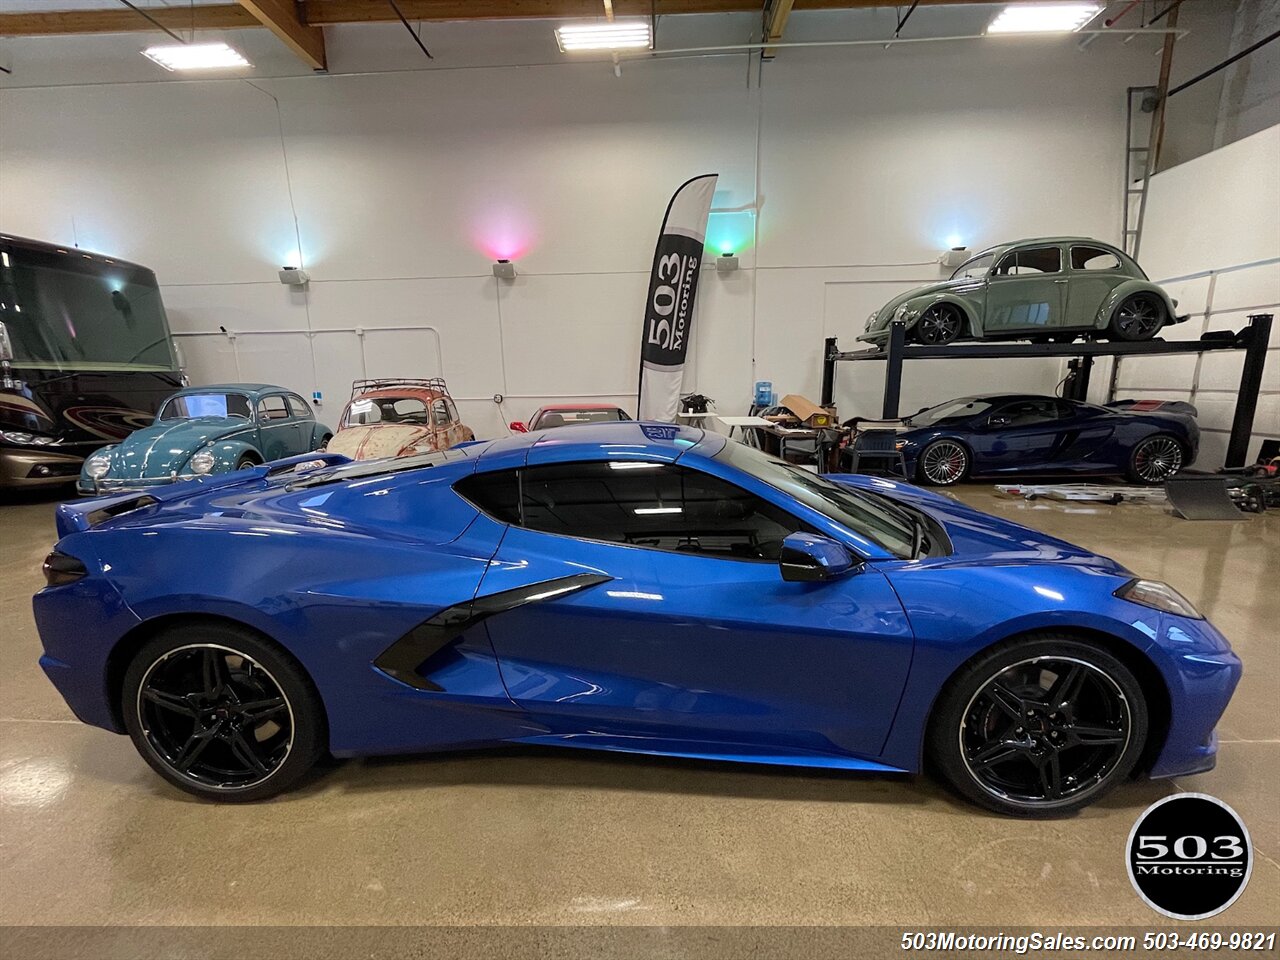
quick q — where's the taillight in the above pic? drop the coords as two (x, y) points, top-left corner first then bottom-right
(42, 551), (87, 587)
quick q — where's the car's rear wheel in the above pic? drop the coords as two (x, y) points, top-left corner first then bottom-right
(1109, 294), (1165, 341)
(927, 635), (1148, 817)
(917, 439), (970, 486)
(1127, 434), (1185, 484)
(914, 304), (965, 345)
(122, 623), (326, 802)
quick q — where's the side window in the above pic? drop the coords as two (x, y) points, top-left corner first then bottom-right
(432, 398), (451, 426)
(998, 246), (1062, 276)
(1071, 246), (1122, 271)
(993, 400), (1061, 427)
(458, 462), (807, 560)
(389, 398), (429, 424)
(258, 395), (289, 422)
(445, 399), (459, 423)
(286, 395), (312, 419)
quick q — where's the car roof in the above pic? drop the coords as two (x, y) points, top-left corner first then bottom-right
(352, 387), (446, 402)
(537, 403), (624, 412)
(172, 383), (288, 397)
(479, 421), (720, 467)
(969, 237), (1125, 259)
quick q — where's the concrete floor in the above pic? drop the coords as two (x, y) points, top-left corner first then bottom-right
(1, 486), (1277, 940)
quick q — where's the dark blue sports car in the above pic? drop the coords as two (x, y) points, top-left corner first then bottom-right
(890, 395), (1198, 486)
(34, 423), (1239, 816)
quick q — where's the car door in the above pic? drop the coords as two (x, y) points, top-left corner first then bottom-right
(256, 394), (295, 461)
(1044, 399), (1119, 472)
(1065, 245), (1126, 330)
(431, 396), (461, 448)
(978, 399), (1067, 472)
(463, 460), (915, 760)
(983, 245), (1067, 336)
(286, 394), (316, 453)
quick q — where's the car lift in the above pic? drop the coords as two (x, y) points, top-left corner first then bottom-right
(820, 313), (1273, 469)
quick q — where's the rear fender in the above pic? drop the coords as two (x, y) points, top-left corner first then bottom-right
(1099, 281), (1182, 328)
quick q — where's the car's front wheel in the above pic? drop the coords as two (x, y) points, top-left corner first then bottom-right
(914, 304), (965, 345)
(917, 439), (970, 486)
(122, 623), (326, 802)
(927, 635), (1148, 817)
(1109, 294), (1166, 341)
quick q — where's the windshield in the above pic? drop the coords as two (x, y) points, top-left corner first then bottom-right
(0, 245), (178, 372)
(345, 396), (431, 427)
(159, 393), (252, 421)
(906, 397), (994, 426)
(534, 407), (628, 429)
(950, 252), (995, 280)
(715, 441), (915, 558)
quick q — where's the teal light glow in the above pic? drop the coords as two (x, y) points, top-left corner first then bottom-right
(945, 233), (964, 249)
(706, 209), (755, 260)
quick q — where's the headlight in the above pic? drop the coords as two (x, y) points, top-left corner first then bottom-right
(189, 450), (216, 475)
(1115, 579), (1202, 619)
(895, 305), (919, 322)
(0, 430), (33, 444)
(85, 455), (112, 479)
(865, 311), (879, 331)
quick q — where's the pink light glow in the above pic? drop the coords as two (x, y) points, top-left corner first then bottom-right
(471, 208), (537, 262)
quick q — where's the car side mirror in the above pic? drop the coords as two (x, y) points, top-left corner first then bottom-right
(509, 421), (528, 433)
(779, 532), (858, 583)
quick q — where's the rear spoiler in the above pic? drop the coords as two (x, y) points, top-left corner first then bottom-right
(55, 451), (352, 538)
(1105, 399), (1198, 417)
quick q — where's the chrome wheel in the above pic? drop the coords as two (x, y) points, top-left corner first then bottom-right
(1132, 436), (1183, 483)
(1113, 296), (1163, 341)
(916, 304), (963, 345)
(921, 440), (968, 485)
(959, 656), (1131, 807)
(136, 643), (294, 791)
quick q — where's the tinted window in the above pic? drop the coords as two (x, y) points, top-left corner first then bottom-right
(906, 397), (994, 427)
(1070, 246), (1122, 271)
(459, 462), (805, 560)
(159, 392), (251, 420)
(287, 395), (312, 419)
(258, 395), (289, 421)
(994, 246), (1062, 276)
(991, 399), (1062, 426)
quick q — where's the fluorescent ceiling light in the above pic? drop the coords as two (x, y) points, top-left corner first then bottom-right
(987, 3), (1102, 34)
(555, 21), (652, 52)
(633, 506), (682, 515)
(142, 42), (252, 72)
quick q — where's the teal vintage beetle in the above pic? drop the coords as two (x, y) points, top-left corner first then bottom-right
(859, 237), (1188, 347)
(77, 383), (332, 495)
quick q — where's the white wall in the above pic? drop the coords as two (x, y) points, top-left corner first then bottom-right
(1092, 124), (1280, 467)
(0, 21), (1161, 439)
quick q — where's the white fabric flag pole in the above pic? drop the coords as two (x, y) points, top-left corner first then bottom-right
(636, 174), (718, 422)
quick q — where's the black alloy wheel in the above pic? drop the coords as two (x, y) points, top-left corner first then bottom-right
(123, 624), (325, 801)
(914, 304), (964, 345)
(1110, 295), (1165, 341)
(918, 439), (970, 486)
(928, 636), (1147, 817)
(1128, 435), (1184, 484)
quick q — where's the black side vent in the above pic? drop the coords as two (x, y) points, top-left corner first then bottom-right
(85, 496), (158, 528)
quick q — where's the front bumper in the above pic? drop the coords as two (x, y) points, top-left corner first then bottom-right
(1, 447), (85, 489)
(76, 474), (197, 497)
(1146, 614), (1242, 779)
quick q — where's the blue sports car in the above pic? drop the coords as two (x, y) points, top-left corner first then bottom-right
(34, 423), (1239, 816)
(890, 395), (1198, 486)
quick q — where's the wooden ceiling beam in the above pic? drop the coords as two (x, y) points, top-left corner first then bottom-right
(238, 0), (327, 69)
(0, 1), (1023, 38)
(761, 0), (796, 60)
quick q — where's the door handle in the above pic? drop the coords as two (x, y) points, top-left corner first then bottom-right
(1053, 279), (1068, 284)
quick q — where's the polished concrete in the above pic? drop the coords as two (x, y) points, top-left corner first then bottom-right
(1, 487), (1277, 938)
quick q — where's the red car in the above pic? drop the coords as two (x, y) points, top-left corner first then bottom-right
(510, 404), (631, 433)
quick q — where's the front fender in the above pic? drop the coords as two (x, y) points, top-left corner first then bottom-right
(1097, 280), (1182, 328)
(193, 439), (262, 473)
(312, 421), (334, 447)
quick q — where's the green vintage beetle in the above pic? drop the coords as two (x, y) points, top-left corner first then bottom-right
(858, 237), (1188, 347)
(77, 383), (332, 495)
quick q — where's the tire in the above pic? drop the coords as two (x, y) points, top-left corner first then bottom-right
(234, 454), (259, 471)
(917, 439), (971, 486)
(913, 304), (965, 345)
(1127, 434), (1185, 484)
(927, 634), (1148, 817)
(121, 622), (326, 802)
(1109, 294), (1166, 342)
(318, 434), (332, 452)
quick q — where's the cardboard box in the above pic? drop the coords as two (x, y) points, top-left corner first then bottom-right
(779, 394), (838, 429)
